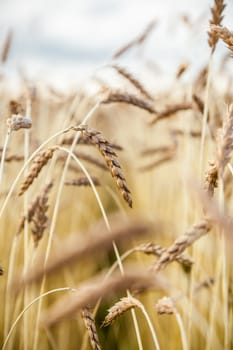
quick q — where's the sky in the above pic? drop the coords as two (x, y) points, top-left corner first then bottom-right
(0, 0), (232, 87)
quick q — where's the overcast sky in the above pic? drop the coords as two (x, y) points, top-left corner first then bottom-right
(0, 0), (232, 86)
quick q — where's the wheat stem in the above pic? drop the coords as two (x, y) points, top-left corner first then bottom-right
(199, 56), (212, 176)
(2, 287), (74, 350)
(0, 130), (11, 190)
(32, 102), (100, 350)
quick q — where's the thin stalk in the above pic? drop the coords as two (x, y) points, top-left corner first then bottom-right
(2, 287), (75, 350)
(0, 129), (11, 190)
(175, 311), (188, 350)
(32, 102), (101, 350)
(137, 302), (160, 350)
(0, 126), (73, 221)
(218, 177), (229, 348)
(199, 56), (212, 176)
(56, 147), (144, 350)
(23, 128), (30, 350)
(3, 236), (19, 338)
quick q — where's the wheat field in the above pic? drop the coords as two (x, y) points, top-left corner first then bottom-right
(0, 1), (233, 349)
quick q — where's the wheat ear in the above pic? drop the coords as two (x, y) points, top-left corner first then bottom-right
(18, 147), (57, 196)
(72, 125), (132, 207)
(208, 1), (226, 53)
(82, 308), (102, 350)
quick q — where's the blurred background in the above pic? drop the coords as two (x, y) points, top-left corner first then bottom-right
(0, 0), (233, 88)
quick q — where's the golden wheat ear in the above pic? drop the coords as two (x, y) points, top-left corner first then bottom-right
(82, 307), (102, 350)
(208, 0), (226, 53)
(72, 125), (133, 207)
(18, 146), (57, 196)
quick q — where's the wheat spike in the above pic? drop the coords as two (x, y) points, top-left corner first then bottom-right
(210, 25), (233, 55)
(208, 0), (226, 52)
(155, 297), (176, 315)
(1, 30), (13, 63)
(112, 19), (156, 59)
(72, 125), (132, 207)
(149, 102), (192, 125)
(217, 104), (233, 177)
(64, 177), (100, 187)
(7, 114), (32, 132)
(82, 307), (102, 350)
(102, 296), (141, 327)
(31, 182), (53, 247)
(60, 134), (123, 151)
(204, 161), (218, 197)
(135, 243), (194, 269)
(192, 94), (204, 114)
(194, 277), (215, 293)
(19, 146), (57, 196)
(102, 91), (156, 114)
(112, 65), (153, 100)
(176, 62), (189, 79)
(152, 219), (211, 272)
